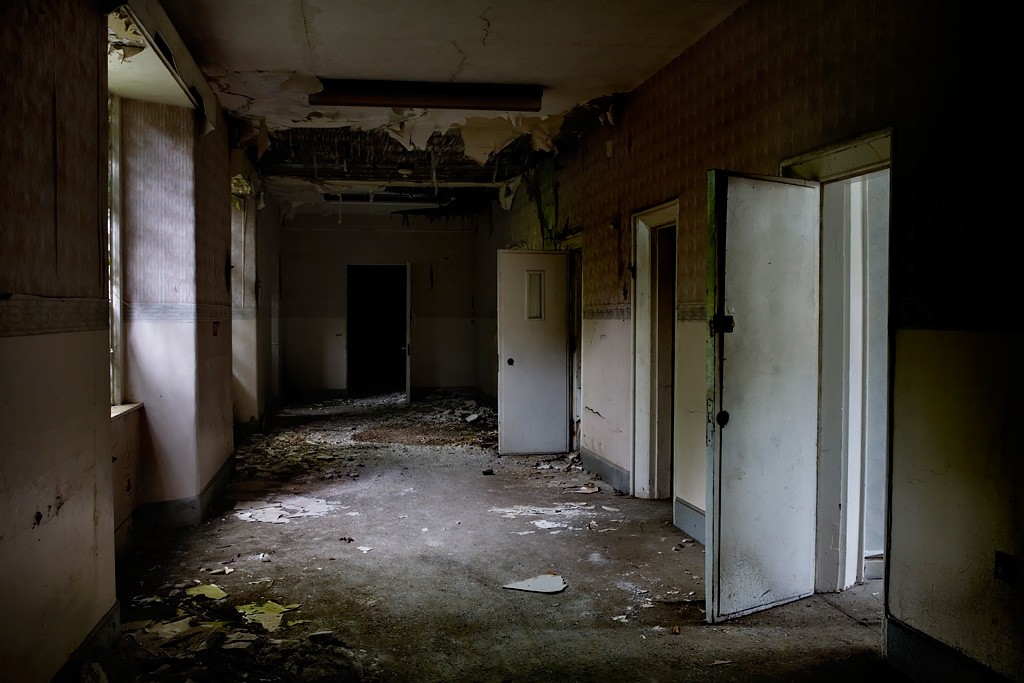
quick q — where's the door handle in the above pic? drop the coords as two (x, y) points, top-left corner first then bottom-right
(507, 358), (515, 366)
(716, 410), (730, 427)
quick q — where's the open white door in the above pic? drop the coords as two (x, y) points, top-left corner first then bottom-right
(705, 171), (820, 622)
(497, 250), (569, 455)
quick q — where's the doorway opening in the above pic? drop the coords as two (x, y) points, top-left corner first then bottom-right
(818, 168), (890, 590)
(568, 248), (584, 451)
(633, 201), (678, 499)
(346, 264), (408, 398)
(782, 129), (892, 594)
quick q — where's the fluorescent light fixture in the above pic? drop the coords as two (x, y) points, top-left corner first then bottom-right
(310, 79), (543, 111)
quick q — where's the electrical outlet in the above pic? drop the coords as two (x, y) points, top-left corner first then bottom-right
(994, 550), (1016, 585)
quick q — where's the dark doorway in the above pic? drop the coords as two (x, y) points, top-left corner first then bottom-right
(347, 264), (408, 397)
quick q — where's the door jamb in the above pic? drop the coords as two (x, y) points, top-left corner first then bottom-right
(633, 200), (679, 499)
(781, 129), (892, 593)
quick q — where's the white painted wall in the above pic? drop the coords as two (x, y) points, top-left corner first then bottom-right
(889, 329), (1023, 679)
(196, 319), (234, 491)
(231, 189), (260, 424)
(280, 212), (481, 394)
(258, 200), (283, 406)
(0, 331), (116, 682)
(412, 317), (478, 388)
(674, 320), (707, 511)
(581, 316), (633, 473)
(862, 172), (889, 558)
(232, 317), (259, 422)
(281, 317), (348, 390)
(125, 319), (198, 502)
(123, 318), (231, 508)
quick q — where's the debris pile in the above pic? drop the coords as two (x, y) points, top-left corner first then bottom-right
(108, 580), (366, 682)
(232, 392), (498, 481)
(349, 392), (497, 449)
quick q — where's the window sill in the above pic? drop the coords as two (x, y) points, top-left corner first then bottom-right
(111, 402), (143, 419)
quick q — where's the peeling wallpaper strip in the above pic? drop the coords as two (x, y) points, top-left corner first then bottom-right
(582, 304), (631, 321)
(124, 302), (231, 323)
(677, 302), (706, 321)
(0, 296), (107, 337)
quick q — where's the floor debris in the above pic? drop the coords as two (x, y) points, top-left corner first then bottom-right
(221, 632), (259, 650)
(563, 483), (600, 494)
(234, 494), (333, 523)
(502, 574), (568, 594)
(236, 601), (301, 632)
(489, 503), (595, 519)
(96, 392), (888, 682)
(185, 584), (227, 600)
(532, 520), (568, 529)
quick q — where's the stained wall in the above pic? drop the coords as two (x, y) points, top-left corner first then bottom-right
(500, 1), (1015, 676)
(0, 2), (115, 680)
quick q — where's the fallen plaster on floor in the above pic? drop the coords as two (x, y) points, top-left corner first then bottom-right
(91, 391), (898, 683)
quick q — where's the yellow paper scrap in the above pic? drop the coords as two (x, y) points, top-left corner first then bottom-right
(186, 584), (228, 600)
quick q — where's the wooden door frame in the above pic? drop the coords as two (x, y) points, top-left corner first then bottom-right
(632, 200), (678, 499)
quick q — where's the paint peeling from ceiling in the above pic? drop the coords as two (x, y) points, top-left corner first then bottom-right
(159, 0), (749, 200)
(107, 8), (145, 63)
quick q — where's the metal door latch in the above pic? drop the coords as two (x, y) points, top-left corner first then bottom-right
(710, 314), (735, 334)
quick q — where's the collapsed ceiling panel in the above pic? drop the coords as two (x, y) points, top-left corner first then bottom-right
(160, 0), (748, 204)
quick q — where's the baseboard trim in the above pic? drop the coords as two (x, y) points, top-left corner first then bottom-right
(673, 497), (705, 544)
(579, 448), (630, 493)
(51, 601), (120, 682)
(133, 453), (235, 531)
(885, 615), (1013, 683)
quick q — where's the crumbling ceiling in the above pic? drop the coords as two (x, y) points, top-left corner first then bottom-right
(152, 0), (748, 212)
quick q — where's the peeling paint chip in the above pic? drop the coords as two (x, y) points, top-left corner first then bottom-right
(185, 584), (227, 600)
(502, 574), (567, 594)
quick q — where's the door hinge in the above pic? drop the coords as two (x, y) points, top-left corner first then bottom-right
(710, 314), (735, 334)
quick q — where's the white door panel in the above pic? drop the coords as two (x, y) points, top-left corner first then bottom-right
(707, 172), (820, 621)
(498, 250), (569, 455)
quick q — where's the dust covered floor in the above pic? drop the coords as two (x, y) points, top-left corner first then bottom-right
(99, 392), (907, 682)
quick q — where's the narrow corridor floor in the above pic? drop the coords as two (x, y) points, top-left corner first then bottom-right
(97, 392), (906, 683)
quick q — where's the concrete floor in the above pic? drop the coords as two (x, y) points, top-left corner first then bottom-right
(102, 393), (909, 682)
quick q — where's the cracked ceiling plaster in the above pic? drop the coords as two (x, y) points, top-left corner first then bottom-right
(163, 0), (747, 204)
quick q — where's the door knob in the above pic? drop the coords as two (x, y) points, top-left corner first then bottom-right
(507, 358), (515, 366)
(716, 410), (730, 427)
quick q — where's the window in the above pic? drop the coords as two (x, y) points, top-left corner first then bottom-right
(108, 95), (123, 406)
(526, 270), (544, 320)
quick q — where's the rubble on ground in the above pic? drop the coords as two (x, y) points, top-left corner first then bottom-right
(232, 392), (497, 481)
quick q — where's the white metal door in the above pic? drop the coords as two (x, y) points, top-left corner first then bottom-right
(706, 171), (820, 622)
(497, 250), (569, 455)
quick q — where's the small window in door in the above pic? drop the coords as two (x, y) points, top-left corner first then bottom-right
(526, 270), (544, 320)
